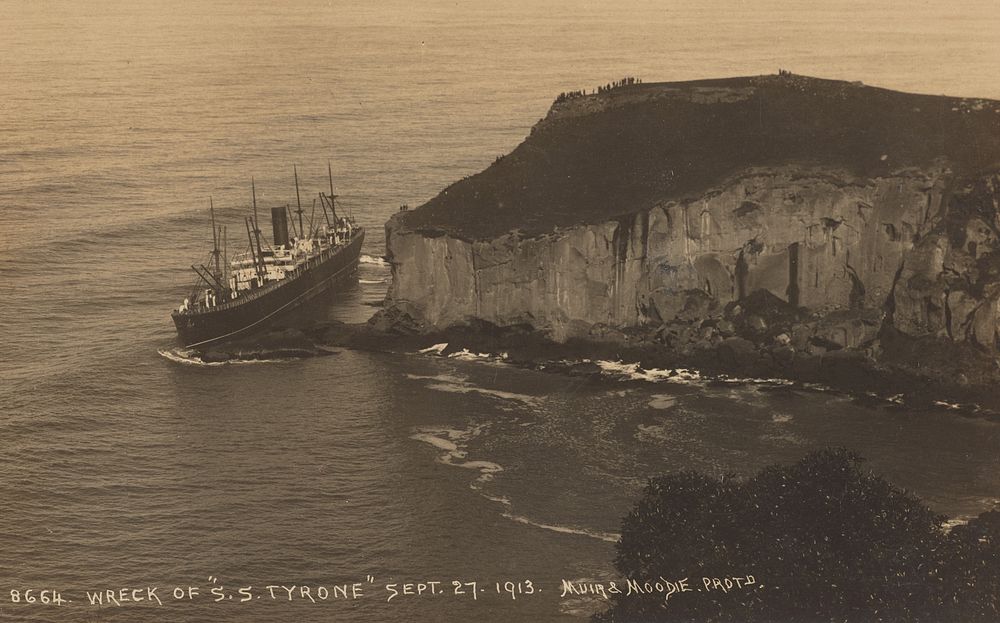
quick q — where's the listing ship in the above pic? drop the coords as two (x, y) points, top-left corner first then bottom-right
(172, 165), (365, 348)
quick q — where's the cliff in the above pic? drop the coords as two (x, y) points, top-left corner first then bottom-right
(382, 74), (1000, 399)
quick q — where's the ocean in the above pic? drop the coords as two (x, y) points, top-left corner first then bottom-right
(1, 1), (999, 621)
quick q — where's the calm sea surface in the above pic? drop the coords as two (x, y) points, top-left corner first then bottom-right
(2, 1), (999, 621)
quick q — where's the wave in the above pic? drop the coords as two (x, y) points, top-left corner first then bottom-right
(405, 372), (467, 384)
(593, 359), (804, 389)
(416, 346), (987, 416)
(405, 373), (539, 405)
(358, 278), (388, 284)
(415, 342), (509, 363)
(447, 348), (509, 363)
(410, 427), (619, 543)
(933, 400), (962, 411)
(359, 254), (389, 267)
(594, 360), (705, 384)
(418, 346), (796, 392)
(501, 512), (620, 543)
(410, 432), (462, 453)
(418, 343), (449, 355)
(157, 348), (290, 366)
(411, 427), (499, 482)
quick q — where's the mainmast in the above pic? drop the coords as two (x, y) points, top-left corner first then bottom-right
(285, 205), (298, 239)
(322, 161), (339, 224)
(293, 165), (305, 240)
(209, 197), (221, 279)
(222, 225), (228, 286)
(250, 177), (265, 277)
(309, 198), (317, 238)
(244, 217), (264, 284)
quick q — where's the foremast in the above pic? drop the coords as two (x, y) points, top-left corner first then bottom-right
(176, 165), (362, 317)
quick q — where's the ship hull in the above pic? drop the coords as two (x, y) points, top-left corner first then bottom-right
(171, 230), (365, 348)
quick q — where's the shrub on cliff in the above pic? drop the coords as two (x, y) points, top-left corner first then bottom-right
(596, 448), (1000, 622)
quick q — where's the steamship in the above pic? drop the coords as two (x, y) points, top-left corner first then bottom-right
(171, 165), (365, 348)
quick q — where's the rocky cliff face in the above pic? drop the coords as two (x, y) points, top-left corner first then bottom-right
(382, 75), (1000, 380)
(386, 166), (1000, 352)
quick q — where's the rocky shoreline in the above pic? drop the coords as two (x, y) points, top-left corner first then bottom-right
(193, 74), (1000, 414)
(371, 75), (1000, 412)
(367, 302), (1000, 415)
(190, 301), (1000, 418)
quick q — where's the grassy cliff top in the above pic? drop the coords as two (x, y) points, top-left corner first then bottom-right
(396, 74), (1000, 240)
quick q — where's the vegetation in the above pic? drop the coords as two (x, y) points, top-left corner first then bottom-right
(597, 448), (1000, 622)
(399, 75), (1000, 240)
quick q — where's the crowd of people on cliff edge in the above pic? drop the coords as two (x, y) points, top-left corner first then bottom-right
(554, 76), (643, 104)
(597, 76), (641, 93)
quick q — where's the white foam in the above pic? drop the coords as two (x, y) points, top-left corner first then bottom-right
(716, 376), (796, 386)
(411, 427), (501, 485)
(933, 400), (962, 411)
(594, 360), (704, 384)
(415, 345), (509, 364)
(501, 512), (620, 543)
(427, 383), (538, 405)
(359, 254), (389, 266)
(424, 382), (540, 405)
(157, 349), (286, 366)
(454, 460), (504, 473)
(411, 426), (617, 543)
(648, 394), (677, 410)
(410, 432), (460, 453)
(358, 278), (387, 284)
(406, 372), (539, 405)
(592, 359), (803, 388)
(447, 348), (494, 361)
(480, 493), (511, 505)
(418, 343), (449, 355)
(405, 372), (467, 383)
(803, 382), (836, 393)
(594, 360), (641, 375)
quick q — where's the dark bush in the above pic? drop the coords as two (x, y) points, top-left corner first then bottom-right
(597, 448), (1000, 622)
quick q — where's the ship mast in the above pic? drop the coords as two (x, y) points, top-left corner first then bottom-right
(319, 161), (337, 227)
(209, 197), (221, 280)
(293, 165), (305, 240)
(222, 225), (228, 288)
(244, 216), (263, 283)
(318, 193), (332, 230)
(194, 264), (226, 293)
(250, 177), (265, 278)
(286, 205), (298, 239)
(327, 161), (339, 223)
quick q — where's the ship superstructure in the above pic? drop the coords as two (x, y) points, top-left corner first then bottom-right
(171, 164), (365, 348)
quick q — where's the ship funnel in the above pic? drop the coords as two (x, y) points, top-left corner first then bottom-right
(271, 207), (290, 248)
